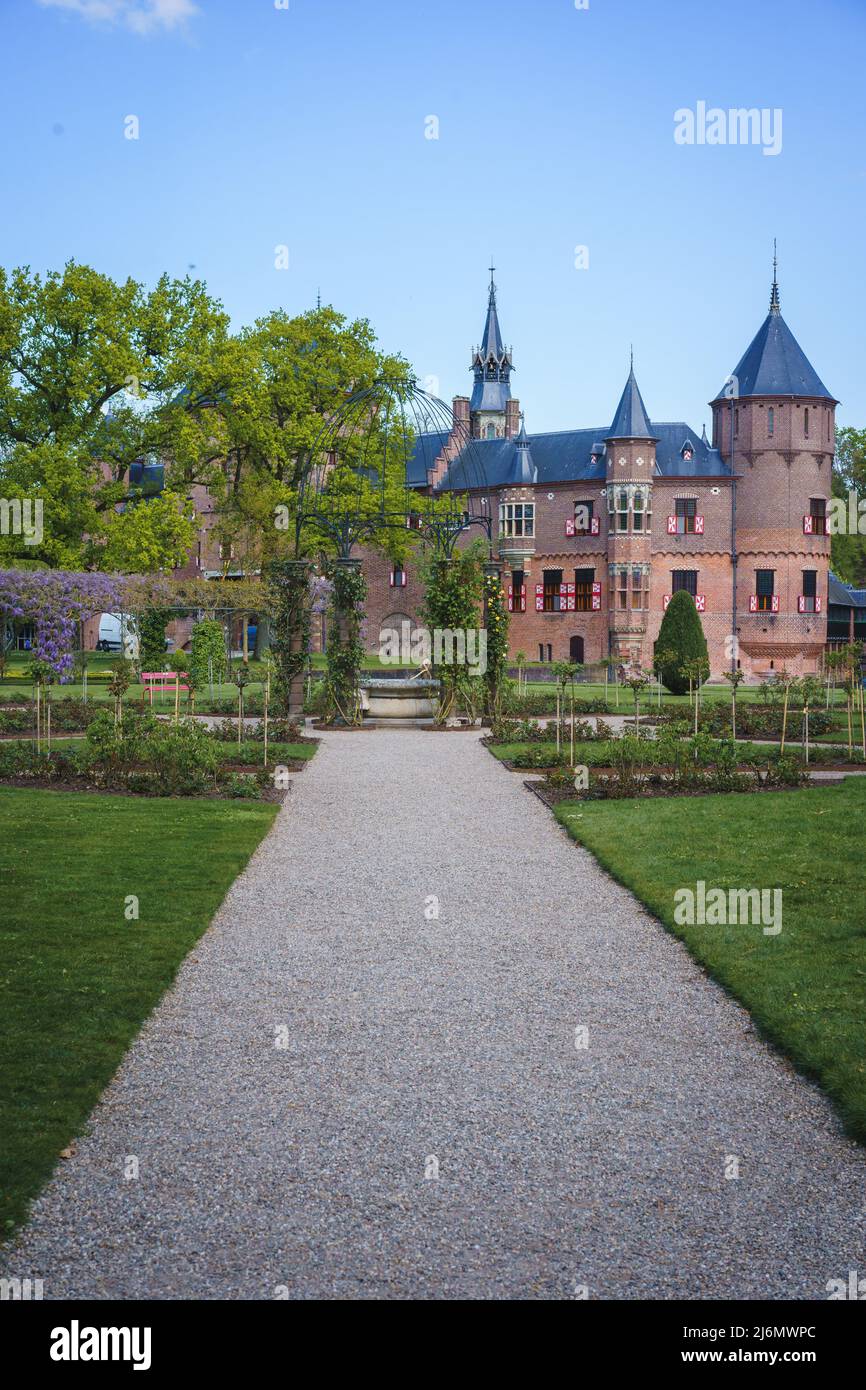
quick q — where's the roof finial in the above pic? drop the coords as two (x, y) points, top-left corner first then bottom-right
(629, 343), (634, 372)
(770, 239), (780, 314)
(316, 287), (321, 310)
(488, 258), (496, 303)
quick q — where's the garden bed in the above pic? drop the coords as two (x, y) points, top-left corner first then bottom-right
(0, 716), (318, 801)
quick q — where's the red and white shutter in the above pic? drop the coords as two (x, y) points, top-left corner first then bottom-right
(591, 516), (600, 535)
(771, 595), (780, 613)
(663, 593), (671, 610)
(565, 518), (575, 537)
(695, 594), (706, 612)
(797, 595), (806, 614)
(535, 583), (544, 612)
(507, 584), (514, 613)
(694, 515), (705, 535)
(815, 596), (822, 613)
(563, 582), (576, 612)
(591, 581), (602, 611)
(803, 515), (814, 535)
(667, 515), (678, 535)
(749, 595), (758, 613)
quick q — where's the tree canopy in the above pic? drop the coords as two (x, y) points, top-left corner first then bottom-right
(832, 426), (866, 587)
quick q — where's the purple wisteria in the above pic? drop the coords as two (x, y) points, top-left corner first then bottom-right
(0, 570), (141, 679)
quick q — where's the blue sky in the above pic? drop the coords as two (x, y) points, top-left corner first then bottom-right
(2, 0), (865, 434)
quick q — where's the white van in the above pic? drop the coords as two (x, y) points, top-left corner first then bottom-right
(96, 613), (139, 659)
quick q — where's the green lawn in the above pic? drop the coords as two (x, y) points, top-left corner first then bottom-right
(555, 778), (866, 1142)
(0, 788), (278, 1236)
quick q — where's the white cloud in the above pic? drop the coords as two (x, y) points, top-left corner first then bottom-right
(36, 0), (200, 35)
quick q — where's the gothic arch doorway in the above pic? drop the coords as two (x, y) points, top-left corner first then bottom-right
(569, 635), (585, 664)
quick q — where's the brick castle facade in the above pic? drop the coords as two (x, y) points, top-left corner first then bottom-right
(364, 263), (836, 679)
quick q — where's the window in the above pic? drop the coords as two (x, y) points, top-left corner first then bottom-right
(671, 570), (698, 597)
(801, 569), (817, 613)
(631, 568), (647, 610)
(486, 423), (496, 440)
(574, 568), (595, 612)
(499, 502), (534, 539)
(543, 569), (563, 613)
(633, 492), (645, 532)
(390, 565), (407, 588)
(610, 570), (628, 611)
(617, 489), (629, 533)
(768, 407), (774, 437)
(573, 500), (594, 533)
(538, 643), (552, 663)
(804, 408), (810, 439)
(806, 497), (827, 535)
(674, 498), (697, 534)
(219, 541), (234, 561)
(755, 569), (775, 612)
(735, 408), (739, 437)
(510, 568), (526, 613)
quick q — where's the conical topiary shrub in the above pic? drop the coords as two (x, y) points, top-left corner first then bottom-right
(654, 591), (709, 695)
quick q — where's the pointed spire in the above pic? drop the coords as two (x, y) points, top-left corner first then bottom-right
(607, 360), (656, 440)
(470, 263), (513, 415)
(480, 260), (505, 360)
(511, 412), (537, 484)
(769, 239), (780, 315)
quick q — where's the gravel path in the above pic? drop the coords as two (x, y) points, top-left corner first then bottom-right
(5, 729), (865, 1300)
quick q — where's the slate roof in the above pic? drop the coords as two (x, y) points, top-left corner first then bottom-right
(411, 420), (729, 493)
(470, 274), (513, 414)
(714, 311), (834, 401)
(607, 366), (656, 439)
(828, 574), (866, 610)
(505, 422), (538, 485)
(479, 285), (505, 360)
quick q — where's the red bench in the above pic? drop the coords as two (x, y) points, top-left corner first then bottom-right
(140, 671), (190, 705)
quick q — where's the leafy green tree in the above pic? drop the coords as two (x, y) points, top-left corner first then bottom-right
(654, 591), (709, 696)
(162, 305), (416, 568)
(832, 427), (866, 586)
(0, 260), (227, 569)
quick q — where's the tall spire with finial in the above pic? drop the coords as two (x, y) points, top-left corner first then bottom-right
(769, 239), (780, 315)
(470, 261), (513, 416)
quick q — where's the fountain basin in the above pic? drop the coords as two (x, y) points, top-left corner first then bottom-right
(359, 676), (439, 720)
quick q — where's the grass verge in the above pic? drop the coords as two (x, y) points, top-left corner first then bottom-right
(555, 778), (866, 1142)
(0, 788), (278, 1237)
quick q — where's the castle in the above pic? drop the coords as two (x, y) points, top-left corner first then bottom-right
(363, 262), (837, 678)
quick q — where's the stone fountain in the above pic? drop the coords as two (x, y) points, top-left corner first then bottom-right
(359, 674), (440, 723)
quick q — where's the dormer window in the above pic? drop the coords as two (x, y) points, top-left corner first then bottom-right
(486, 423), (496, 440)
(681, 440), (694, 461)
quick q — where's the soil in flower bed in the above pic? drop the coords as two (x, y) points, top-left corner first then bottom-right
(0, 774), (291, 802)
(525, 778), (822, 810)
